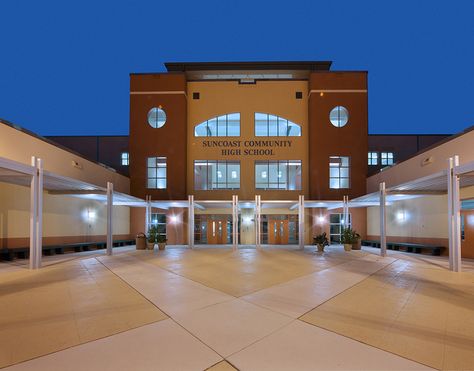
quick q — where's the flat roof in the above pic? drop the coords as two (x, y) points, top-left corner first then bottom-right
(164, 61), (332, 72)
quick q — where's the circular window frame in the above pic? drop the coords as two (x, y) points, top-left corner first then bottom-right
(147, 107), (167, 128)
(329, 106), (349, 128)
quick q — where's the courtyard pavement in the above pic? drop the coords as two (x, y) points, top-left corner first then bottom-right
(1, 245), (473, 370)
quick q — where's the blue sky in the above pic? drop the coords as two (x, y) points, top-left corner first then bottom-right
(0, 0), (473, 135)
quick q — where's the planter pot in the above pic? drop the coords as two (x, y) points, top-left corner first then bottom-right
(136, 234), (147, 250)
(316, 244), (325, 253)
(343, 244), (352, 252)
(147, 242), (155, 250)
(158, 243), (166, 251)
(352, 240), (362, 250)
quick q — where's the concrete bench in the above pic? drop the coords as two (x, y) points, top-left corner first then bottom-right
(0, 239), (135, 261)
(362, 240), (445, 256)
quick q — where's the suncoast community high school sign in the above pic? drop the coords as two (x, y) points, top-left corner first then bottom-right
(201, 139), (293, 156)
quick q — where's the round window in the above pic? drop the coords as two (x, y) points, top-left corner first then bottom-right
(147, 107), (167, 128)
(329, 106), (349, 127)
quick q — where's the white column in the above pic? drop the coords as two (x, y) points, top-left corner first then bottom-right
(145, 195), (152, 234)
(255, 195), (261, 249)
(29, 156), (38, 270)
(35, 158), (43, 269)
(343, 195), (348, 229)
(188, 195), (194, 249)
(298, 195), (305, 250)
(452, 155), (462, 272)
(447, 157), (454, 270)
(232, 195), (238, 250)
(379, 182), (387, 257)
(106, 182), (114, 256)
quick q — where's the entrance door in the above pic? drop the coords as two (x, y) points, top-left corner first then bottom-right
(268, 219), (289, 244)
(207, 219), (228, 244)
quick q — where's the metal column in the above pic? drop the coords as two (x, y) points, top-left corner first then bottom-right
(188, 195), (194, 249)
(29, 156), (42, 269)
(106, 182), (114, 256)
(379, 182), (387, 257)
(342, 195), (349, 230)
(451, 156), (462, 272)
(145, 195), (152, 234)
(232, 195), (239, 250)
(255, 195), (261, 249)
(448, 157), (454, 270)
(36, 158), (43, 268)
(298, 195), (305, 250)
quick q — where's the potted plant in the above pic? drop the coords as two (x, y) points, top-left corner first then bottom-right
(147, 225), (158, 250)
(156, 234), (167, 251)
(313, 232), (329, 253)
(341, 228), (361, 252)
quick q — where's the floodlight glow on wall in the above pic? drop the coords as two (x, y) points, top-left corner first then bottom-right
(243, 216), (253, 225)
(396, 210), (407, 223)
(82, 208), (96, 223)
(318, 216), (325, 224)
(170, 215), (179, 224)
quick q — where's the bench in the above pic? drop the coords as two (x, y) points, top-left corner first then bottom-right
(0, 239), (135, 261)
(362, 240), (445, 256)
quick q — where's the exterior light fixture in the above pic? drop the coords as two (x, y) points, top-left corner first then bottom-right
(318, 216), (325, 224)
(170, 215), (179, 223)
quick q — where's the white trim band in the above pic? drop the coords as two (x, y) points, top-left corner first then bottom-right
(130, 91), (187, 95)
(309, 89), (367, 95)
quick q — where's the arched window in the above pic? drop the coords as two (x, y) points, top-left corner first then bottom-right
(194, 113), (240, 137)
(255, 113), (301, 136)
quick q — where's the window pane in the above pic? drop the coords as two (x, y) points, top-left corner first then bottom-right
(268, 162), (279, 188)
(157, 167), (166, 178)
(147, 179), (156, 188)
(340, 178), (349, 188)
(195, 123), (208, 136)
(255, 113), (267, 136)
(227, 162), (240, 189)
(330, 167), (340, 178)
(157, 179), (166, 189)
(217, 162), (227, 188)
(147, 108), (167, 128)
(329, 106), (349, 127)
(340, 167), (349, 178)
(268, 115), (278, 136)
(157, 214), (166, 223)
(277, 117), (287, 136)
(147, 157), (156, 167)
(255, 163), (268, 189)
(287, 161), (301, 190)
(255, 112), (301, 137)
(288, 121), (301, 136)
(207, 118), (217, 136)
(330, 178), (339, 189)
(330, 214), (340, 223)
(148, 168), (157, 178)
(217, 115), (227, 136)
(227, 113), (240, 136)
(194, 162), (207, 190)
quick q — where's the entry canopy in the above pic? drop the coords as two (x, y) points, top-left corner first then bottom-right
(355, 168), (474, 204)
(0, 156), (143, 206)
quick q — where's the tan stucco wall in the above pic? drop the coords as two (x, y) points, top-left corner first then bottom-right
(0, 123), (129, 193)
(0, 182), (130, 239)
(367, 196), (448, 239)
(187, 80), (308, 200)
